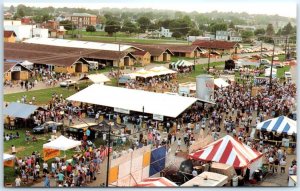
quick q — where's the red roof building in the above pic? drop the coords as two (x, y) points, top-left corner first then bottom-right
(192, 40), (240, 54)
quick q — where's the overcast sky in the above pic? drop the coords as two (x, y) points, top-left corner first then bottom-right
(4, 0), (297, 18)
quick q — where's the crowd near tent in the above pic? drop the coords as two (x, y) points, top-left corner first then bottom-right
(256, 116), (297, 135)
(189, 135), (263, 177)
(3, 102), (40, 119)
(264, 67), (277, 77)
(3, 153), (15, 161)
(43, 135), (81, 151)
(170, 60), (194, 70)
(214, 78), (230, 88)
(79, 74), (110, 84)
(181, 172), (228, 187)
(135, 177), (178, 187)
(67, 84), (197, 118)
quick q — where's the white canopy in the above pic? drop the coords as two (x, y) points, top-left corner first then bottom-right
(171, 60), (194, 69)
(67, 84), (197, 118)
(181, 172), (228, 187)
(130, 66), (176, 78)
(214, 78), (230, 88)
(3, 153), (15, 161)
(79, 74), (110, 84)
(43, 135), (81, 151)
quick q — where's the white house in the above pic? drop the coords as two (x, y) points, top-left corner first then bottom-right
(160, 27), (173, 38)
(228, 31), (242, 42)
(187, 36), (211, 42)
(216, 31), (229, 41)
(4, 20), (48, 41)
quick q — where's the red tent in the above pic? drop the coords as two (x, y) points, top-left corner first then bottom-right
(189, 135), (262, 169)
(135, 177), (177, 187)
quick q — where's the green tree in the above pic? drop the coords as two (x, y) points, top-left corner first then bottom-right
(16, 5), (26, 18)
(121, 21), (137, 34)
(229, 21), (235, 29)
(241, 30), (254, 42)
(210, 23), (227, 34)
(282, 22), (293, 35)
(276, 28), (282, 36)
(254, 28), (265, 36)
(86, 25), (96, 33)
(9, 5), (15, 13)
(60, 20), (76, 31)
(172, 31), (181, 38)
(266, 23), (275, 36)
(105, 20), (121, 36)
(189, 29), (201, 36)
(137, 16), (151, 32)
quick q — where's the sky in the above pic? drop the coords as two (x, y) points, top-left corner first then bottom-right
(3, 0), (297, 18)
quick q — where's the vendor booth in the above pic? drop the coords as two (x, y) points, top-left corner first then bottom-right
(189, 135), (263, 178)
(79, 73), (110, 85)
(3, 153), (15, 167)
(170, 60), (194, 72)
(135, 177), (178, 187)
(43, 135), (81, 161)
(181, 171), (228, 187)
(256, 116), (296, 135)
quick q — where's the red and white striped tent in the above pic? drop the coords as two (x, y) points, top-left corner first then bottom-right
(189, 135), (263, 169)
(100, 147), (112, 158)
(135, 177), (178, 187)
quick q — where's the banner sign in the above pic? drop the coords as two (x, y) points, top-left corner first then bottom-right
(114, 107), (130, 114)
(149, 146), (167, 176)
(4, 160), (14, 167)
(11, 66), (21, 72)
(282, 138), (290, 147)
(153, 114), (164, 121)
(43, 148), (60, 161)
(196, 75), (214, 102)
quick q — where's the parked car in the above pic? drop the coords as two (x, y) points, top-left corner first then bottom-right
(32, 121), (63, 134)
(60, 80), (77, 87)
(285, 71), (292, 80)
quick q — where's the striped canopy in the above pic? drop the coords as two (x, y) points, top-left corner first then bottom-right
(135, 177), (178, 187)
(171, 60), (194, 69)
(256, 116), (297, 135)
(189, 135), (262, 169)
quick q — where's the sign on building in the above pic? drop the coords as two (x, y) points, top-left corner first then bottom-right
(11, 66), (21, 72)
(153, 114), (164, 121)
(196, 74), (214, 102)
(114, 107), (130, 114)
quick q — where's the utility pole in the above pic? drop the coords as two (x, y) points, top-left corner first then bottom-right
(260, 40), (263, 65)
(193, 50), (196, 71)
(117, 42), (120, 87)
(284, 35), (288, 61)
(268, 40), (275, 95)
(106, 122), (112, 187)
(207, 38), (211, 73)
(142, 106), (145, 129)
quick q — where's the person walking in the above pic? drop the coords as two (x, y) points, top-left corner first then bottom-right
(44, 174), (50, 188)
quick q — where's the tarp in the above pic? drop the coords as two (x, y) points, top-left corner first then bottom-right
(189, 135), (263, 169)
(256, 116), (297, 135)
(149, 146), (166, 176)
(135, 177), (177, 187)
(181, 171), (228, 187)
(79, 74), (110, 84)
(171, 60), (194, 69)
(3, 153), (15, 161)
(214, 78), (230, 88)
(43, 135), (81, 151)
(67, 84), (197, 118)
(3, 102), (39, 118)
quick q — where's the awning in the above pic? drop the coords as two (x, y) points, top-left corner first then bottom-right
(171, 60), (194, 69)
(214, 78), (230, 88)
(135, 177), (177, 187)
(67, 84), (197, 118)
(3, 102), (39, 118)
(3, 153), (15, 161)
(256, 116), (297, 135)
(79, 74), (110, 84)
(43, 135), (81, 151)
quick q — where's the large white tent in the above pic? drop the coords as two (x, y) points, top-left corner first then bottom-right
(130, 66), (176, 79)
(24, 37), (142, 52)
(67, 84), (197, 118)
(170, 60), (194, 70)
(43, 135), (81, 151)
(3, 153), (15, 161)
(257, 116), (297, 135)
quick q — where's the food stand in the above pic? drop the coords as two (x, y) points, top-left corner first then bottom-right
(66, 122), (98, 140)
(181, 171), (228, 187)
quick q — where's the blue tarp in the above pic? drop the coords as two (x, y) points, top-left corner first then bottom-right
(3, 102), (39, 119)
(149, 146), (166, 176)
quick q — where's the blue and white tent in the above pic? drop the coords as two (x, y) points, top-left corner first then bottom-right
(256, 116), (297, 135)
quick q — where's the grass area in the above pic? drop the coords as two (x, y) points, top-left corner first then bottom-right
(4, 83), (91, 105)
(69, 36), (187, 45)
(88, 66), (113, 74)
(266, 54), (286, 62)
(66, 30), (132, 37)
(171, 56), (195, 62)
(277, 66), (290, 78)
(177, 61), (225, 83)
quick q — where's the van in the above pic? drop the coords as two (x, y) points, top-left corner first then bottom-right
(87, 61), (99, 70)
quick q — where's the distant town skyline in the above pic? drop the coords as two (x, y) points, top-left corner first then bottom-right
(4, 0), (297, 18)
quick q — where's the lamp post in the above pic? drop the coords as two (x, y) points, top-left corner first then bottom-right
(106, 121), (113, 187)
(207, 40), (211, 73)
(268, 40), (275, 95)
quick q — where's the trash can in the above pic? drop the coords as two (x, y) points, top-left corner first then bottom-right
(232, 176), (238, 187)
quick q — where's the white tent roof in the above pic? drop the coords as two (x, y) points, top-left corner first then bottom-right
(23, 37), (141, 52)
(67, 84), (197, 118)
(214, 78), (230, 88)
(3, 102), (39, 118)
(129, 66), (176, 78)
(20, 60), (34, 66)
(171, 60), (194, 68)
(181, 172), (228, 187)
(43, 135), (81, 151)
(80, 74), (111, 84)
(257, 116), (297, 135)
(3, 153), (15, 161)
